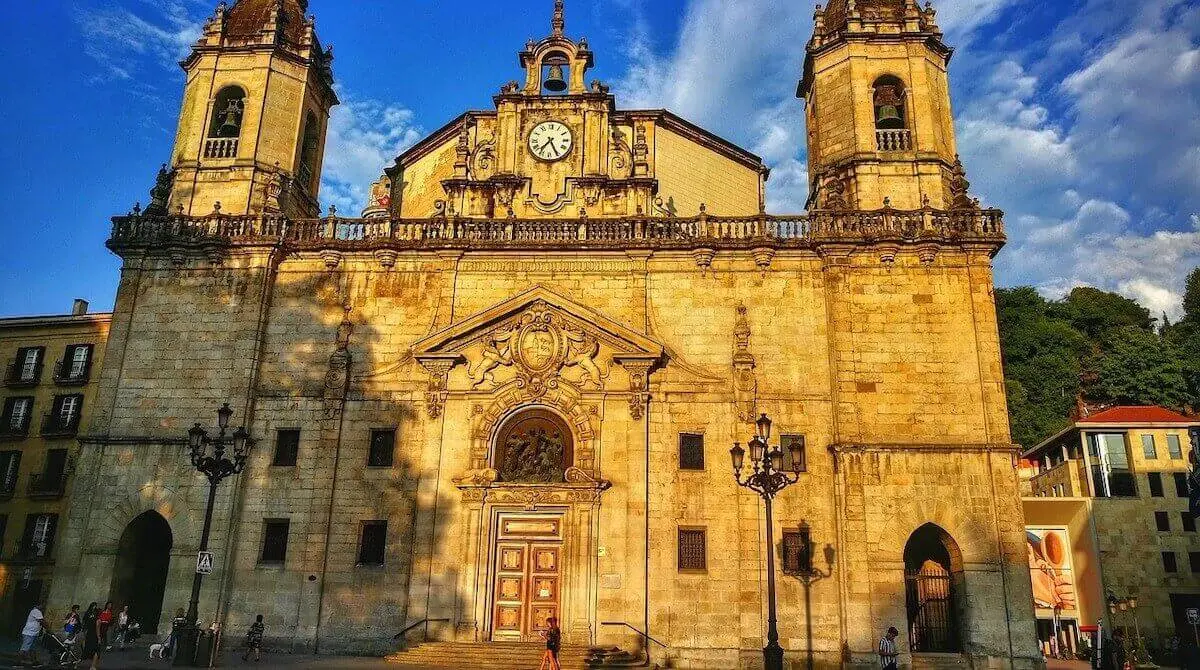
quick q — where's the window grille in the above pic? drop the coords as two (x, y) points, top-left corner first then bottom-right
(679, 434), (704, 470)
(368, 429), (395, 467)
(677, 528), (706, 572)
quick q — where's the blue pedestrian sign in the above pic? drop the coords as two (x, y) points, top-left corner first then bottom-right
(196, 551), (214, 575)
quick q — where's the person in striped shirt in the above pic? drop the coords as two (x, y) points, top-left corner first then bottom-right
(878, 627), (900, 670)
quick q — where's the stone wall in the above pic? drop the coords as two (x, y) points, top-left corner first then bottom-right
(52, 243), (1041, 667)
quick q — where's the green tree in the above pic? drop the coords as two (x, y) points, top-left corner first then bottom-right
(1183, 267), (1200, 325)
(1091, 326), (1190, 408)
(1048, 286), (1153, 340)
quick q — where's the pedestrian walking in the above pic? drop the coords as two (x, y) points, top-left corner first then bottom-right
(168, 608), (188, 659)
(116, 605), (130, 650)
(878, 626), (900, 670)
(241, 614), (265, 662)
(98, 601), (114, 650)
(81, 602), (102, 670)
(18, 600), (46, 666)
(538, 617), (562, 670)
(63, 604), (81, 644)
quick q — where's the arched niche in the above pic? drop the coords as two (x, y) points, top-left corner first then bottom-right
(903, 522), (965, 653)
(493, 407), (575, 483)
(109, 511), (173, 633)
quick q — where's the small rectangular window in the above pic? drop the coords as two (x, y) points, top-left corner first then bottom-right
(781, 435), (808, 473)
(1156, 511), (1171, 532)
(1164, 551), (1179, 573)
(1168, 434), (1183, 459)
(1190, 552), (1200, 573)
(1142, 434), (1158, 460)
(782, 526), (812, 575)
(68, 345), (91, 379)
(21, 513), (58, 558)
(1176, 472), (1190, 498)
(1149, 472), (1164, 497)
(1184, 512), (1197, 532)
(679, 433), (704, 471)
(0, 450), (20, 495)
(357, 521), (387, 566)
(259, 519), (290, 564)
(15, 347), (43, 383)
(3, 397), (34, 433)
(367, 429), (395, 467)
(273, 429), (300, 467)
(677, 528), (706, 572)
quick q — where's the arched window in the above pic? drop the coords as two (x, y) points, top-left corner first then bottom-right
(493, 408), (574, 483)
(541, 52), (570, 94)
(209, 86), (246, 139)
(297, 111), (320, 189)
(204, 86), (246, 159)
(904, 523), (964, 653)
(873, 76), (912, 151)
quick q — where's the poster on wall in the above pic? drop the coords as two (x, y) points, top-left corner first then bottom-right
(1027, 527), (1077, 613)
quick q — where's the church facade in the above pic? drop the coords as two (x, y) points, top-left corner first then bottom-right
(50, 0), (1042, 667)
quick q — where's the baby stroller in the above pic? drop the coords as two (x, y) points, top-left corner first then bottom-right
(41, 629), (82, 669)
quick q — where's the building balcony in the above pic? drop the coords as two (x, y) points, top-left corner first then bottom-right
(876, 128), (913, 152)
(27, 471), (69, 500)
(41, 413), (80, 438)
(0, 419), (32, 440)
(0, 484), (15, 501)
(4, 362), (42, 387)
(53, 360), (90, 386)
(14, 543), (55, 563)
(203, 137), (239, 160)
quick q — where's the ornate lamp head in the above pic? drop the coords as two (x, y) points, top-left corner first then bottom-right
(217, 403), (233, 432)
(788, 437), (806, 474)
(756, 413), (772, 442)
(749, 437), (766, 465)
(730, 443), (745, 473)
(769, 448), (784, 474)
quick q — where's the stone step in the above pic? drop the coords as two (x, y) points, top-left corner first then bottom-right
(386, 641), (590, 669)
(911, 652), (972, 670)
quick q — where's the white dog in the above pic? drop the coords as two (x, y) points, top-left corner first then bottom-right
(148, 642), (166, 659)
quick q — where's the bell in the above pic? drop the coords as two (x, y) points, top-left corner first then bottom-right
(876, 104), (902, 127)
(544, 65), (567, 92)
(218, 100), (242, 137)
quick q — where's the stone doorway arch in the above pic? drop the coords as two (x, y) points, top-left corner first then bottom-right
(109, 511), (173, 633)
(903, 523), (964, 653)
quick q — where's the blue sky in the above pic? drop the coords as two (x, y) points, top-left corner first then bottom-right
(0, 0), (1197, 318)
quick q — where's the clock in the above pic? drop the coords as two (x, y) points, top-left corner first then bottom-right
(528, 121), (573, 161)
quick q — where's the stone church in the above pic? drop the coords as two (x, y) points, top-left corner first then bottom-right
(50, 0), (1041, 667)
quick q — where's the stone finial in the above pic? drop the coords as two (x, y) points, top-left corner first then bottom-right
(552, 0), (565, 36)
(949, 155), (978, 209)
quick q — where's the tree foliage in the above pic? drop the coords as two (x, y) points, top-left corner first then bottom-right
(996, 275), (1198, 449)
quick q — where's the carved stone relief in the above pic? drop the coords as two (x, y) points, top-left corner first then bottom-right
(732, 302), (758, 422)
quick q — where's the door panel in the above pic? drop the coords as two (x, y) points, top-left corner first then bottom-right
(491, 516), (563, 641)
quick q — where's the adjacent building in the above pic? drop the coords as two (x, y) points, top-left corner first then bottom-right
(49, 0), (1042, 667)
(0, 300), (110, 632)
(1022, 406), (1200, 658)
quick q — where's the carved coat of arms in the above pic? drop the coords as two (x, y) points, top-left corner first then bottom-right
(467, 303), (607, 396)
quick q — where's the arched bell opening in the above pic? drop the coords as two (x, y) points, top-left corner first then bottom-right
(492, 407), (575, 483)
(209, 86), (247, 139)
(903, 522), (965, 653)
(541, 52), (570, 95)
(872, 75), (907, 130)
(109, 511), (173, 633)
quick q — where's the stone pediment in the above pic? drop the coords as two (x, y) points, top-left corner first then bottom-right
(412, 286), (664, 417)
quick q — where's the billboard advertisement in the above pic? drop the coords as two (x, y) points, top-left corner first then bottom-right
(1027, 527), (1077, 613)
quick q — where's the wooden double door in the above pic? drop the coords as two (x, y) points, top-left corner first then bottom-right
(491, 513), (562, 641)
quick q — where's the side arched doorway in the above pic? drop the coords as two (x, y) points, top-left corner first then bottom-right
(110, 511), (173, 633)
(904, 523), (965, 653)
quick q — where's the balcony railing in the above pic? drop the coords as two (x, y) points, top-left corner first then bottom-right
(109, 207), (1006, 254)
(16, 542), (53, 562)
(0, 418), (31, 440)
(0, 482), (15, 501)
(5, 361), (42, 387)
(41, 413), (81, 438)
(28, 471), (69, 500)
(53, 360), (90, 386)
(876, 129), (913, 152)
(203, 137), (239, 159)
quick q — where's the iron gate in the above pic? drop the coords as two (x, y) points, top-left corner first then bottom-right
(905, 561), (959, 652)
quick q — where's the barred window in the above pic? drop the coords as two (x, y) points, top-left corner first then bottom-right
(368, 429), (395, 467)
(677, 528), (706, 572)
(260, 519), (290, 564)
(358, 521), (387, 566)
(679, 434), (704, 471)
(782, 526), (812, 575)
(273, 429), (300, 467)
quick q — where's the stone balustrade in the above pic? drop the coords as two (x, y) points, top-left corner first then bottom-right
(203, 137), (239, 159)
(108, 207), (1005, 254)
(876, 128), (913, 151)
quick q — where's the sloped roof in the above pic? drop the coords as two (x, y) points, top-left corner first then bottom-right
(225, 0), (309, 45)
(1077, 406), (1196, 425)
(820, 0), (906, 34)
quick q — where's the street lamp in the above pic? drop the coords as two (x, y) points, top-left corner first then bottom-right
(730, 413), (805, 670)
(175, 403), (254, 667)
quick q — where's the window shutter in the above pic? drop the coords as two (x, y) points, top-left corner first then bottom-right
(82, 344), (95, 378)
(20, 514), (36, 555)
(43, 515), (59, 556)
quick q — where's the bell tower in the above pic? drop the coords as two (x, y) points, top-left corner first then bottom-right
(797, 0), (961, 211)
(162, 0), (337, 218)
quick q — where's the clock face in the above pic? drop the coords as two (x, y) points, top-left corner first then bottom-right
(528, 121), (573, 161)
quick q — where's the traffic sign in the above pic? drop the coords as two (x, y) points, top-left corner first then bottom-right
(1187, 608), (1200, 625)
(196, 551), (214, 575)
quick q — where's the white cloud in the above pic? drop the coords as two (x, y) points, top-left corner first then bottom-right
(319, 94), (423, 215)
(76, 0), (208, 81)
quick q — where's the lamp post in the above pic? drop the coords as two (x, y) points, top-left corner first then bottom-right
(174, 403), (254, 667)
(1107, 593), (1152, 668)
(730, 413), (805, 670)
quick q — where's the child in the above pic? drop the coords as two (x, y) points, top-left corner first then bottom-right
(242, 614), (265, 662)
(63, 604), (80, 644)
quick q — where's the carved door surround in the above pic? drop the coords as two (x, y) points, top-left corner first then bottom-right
(490, 512), (564, 642)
